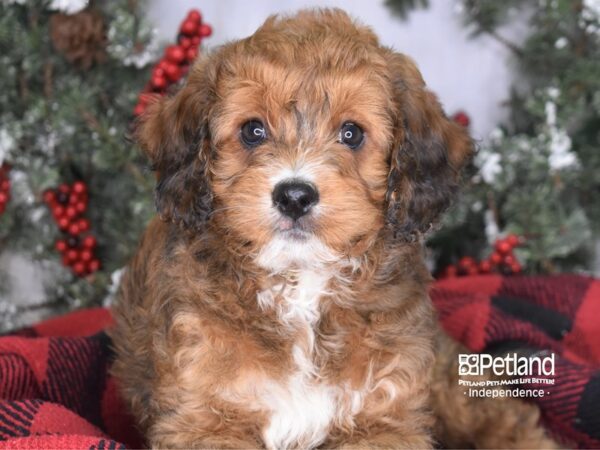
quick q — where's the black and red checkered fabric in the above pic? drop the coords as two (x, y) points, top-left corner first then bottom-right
(0, 308), (142, 449)
(0, 275), (598, 448)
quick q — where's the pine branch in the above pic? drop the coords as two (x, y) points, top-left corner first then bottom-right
(385, 0), (429, 19)
(43, 60), (53, 98)
(17, 67), (28, 101)
(487, 28), (524, 58)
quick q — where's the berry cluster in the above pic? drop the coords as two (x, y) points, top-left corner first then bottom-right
(134, 9), (212, 116)
(439, 234), (523, 278)
(43, 181), (100, 277)
(0, 164), (10, 215)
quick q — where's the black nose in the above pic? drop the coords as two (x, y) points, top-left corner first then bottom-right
(272, 180), (319, 221)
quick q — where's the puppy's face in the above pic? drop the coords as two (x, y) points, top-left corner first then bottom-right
(138, 10), (472, 272)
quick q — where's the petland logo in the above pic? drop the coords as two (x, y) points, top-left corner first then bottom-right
(458, 353), (555, 377)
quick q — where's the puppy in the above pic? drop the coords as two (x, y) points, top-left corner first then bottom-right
(111, 9), (557, 449)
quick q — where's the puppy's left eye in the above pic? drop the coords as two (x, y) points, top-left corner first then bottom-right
(339, 122), (364, 149)
(241, 120), (267, 148)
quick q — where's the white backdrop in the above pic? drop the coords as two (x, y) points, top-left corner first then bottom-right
(147, 0), (526, 141)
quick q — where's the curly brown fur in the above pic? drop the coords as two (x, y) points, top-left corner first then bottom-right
(111, 9), (557, 449)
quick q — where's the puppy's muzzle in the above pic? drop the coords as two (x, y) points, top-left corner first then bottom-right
(272, 180), (319, 221)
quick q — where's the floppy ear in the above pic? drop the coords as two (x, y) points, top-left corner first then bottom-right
(135, 63), (215, 231)
(385, 53), (474, 241)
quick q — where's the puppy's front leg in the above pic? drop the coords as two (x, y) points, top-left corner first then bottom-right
(336, 430), (433, 450)
(329, 390), (435, 450)
(147, 409), (263, 450)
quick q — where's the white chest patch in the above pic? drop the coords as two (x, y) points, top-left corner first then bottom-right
(256, 270), (339, 449)
(262, 348), (337, 449)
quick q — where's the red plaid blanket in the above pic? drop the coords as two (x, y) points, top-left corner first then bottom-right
(0, 275), (598, 448)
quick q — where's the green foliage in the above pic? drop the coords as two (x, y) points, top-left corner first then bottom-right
(384, 0), (430, 19)
(0, 0), (156, 328)
(461, 0), (532, 35)
(443, 0), (599, 274)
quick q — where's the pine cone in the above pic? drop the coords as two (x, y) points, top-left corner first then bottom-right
(50, 9), (107, 70)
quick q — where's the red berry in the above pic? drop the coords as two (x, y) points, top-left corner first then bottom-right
(151, 75), (167, 90)
(186, 48), (198, 61)
(78, 218), (90, 232)
(179, 36), (192, 49)
(191, 36), (201, 46)
(52, 205), (65, 217)
(72, 181), (86, 194)
(165, 45), (186, 64)
(495, 239), (512, 255)
(62, 254), (71, 267)
(164, 63), (182, 82)
(479, 260), (492, 273)
(181, 19), (198, 36)
(467, 266), (479, 276)
(503, 254), (516, 266)
(0, 179), (8, 191)
(199, 23), (212, 37)
(80, 249), (93, 262)
(58, 183), (70, 194)
(510, 262), (522, 274)
(83, 235), (97, 249)
(444, 265), (457, 278)
(43, 190), (56, 204)
(141, 92), (159, 106)
(66, 249), (79, 263)
(88, 259), (101, 273)
(68, 222), (80, 235)
(452, 111), (470, 128)
(158, 59), (170, 71)
(152, 66), (165, 78)
(58, 217), (70, 230)
(75, 201), (87, 214)
(55, 239), (68, 253)
(490, 252), (502, 265)
(187, 9), (201, 23)
(68, 193), (79, 205)
(65, 206), (78, 219)
(137, 93), (149, 106)
(0, 192), (7, 204)
(506, 234), (520, 247)
(73, 261), (86, 276)
(133, 103), (146, 116)
(458, 256), (475, 268)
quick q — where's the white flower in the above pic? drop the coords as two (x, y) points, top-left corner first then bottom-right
(548, 128), (577, 170)
(103, 268), (125, 307)
(479, 151), (502, 184)
(555, 37), (568, 49)
(48, 0), (88, 15)
(583, 0), (600, 19)
(0, 128), (15, 165)
(545, 101), (557, 127)
(547, 87), (560, 99)
(471, 201), (483, 212)
(542, 90), (578, 171)
(484, 210), (500, 245)
(489, 127), (504, 144)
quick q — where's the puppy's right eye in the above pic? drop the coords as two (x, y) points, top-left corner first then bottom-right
(240, 120), (267, 148)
